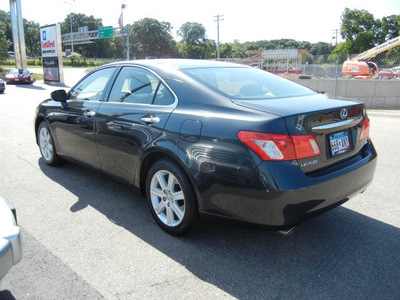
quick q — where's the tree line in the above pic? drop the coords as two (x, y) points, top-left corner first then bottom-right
(0, 8), (399, 62)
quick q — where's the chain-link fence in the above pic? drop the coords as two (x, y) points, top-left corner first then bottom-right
(233, 51), (400, 118)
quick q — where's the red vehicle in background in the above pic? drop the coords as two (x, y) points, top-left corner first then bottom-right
(5, 68), (34, 84)
(377, 68), (399, 79)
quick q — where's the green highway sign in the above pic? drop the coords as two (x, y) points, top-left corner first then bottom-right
(98, 26), (114, 39)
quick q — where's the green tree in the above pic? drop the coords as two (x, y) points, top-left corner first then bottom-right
(0, 10), (12, 51)
(177, 22), (209, 58)
(340, 8), (380, 53)
(381, 15), (400, 40)
(309, 42), (332, 56)
(24, 20), (40, 57)
(130, 18), (175, 59)
(177, 22), (207, 45)
(0, 32), (11, 61)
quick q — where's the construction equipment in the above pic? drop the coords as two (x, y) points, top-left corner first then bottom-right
(342, 36), (400, 79)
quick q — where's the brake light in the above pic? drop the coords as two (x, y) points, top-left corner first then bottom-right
(237, 131), (320, 161)
(359, 118), (370, 141)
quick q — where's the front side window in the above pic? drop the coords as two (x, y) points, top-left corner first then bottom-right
(108, 67), (175, 105)
(69, 67), (116, 101)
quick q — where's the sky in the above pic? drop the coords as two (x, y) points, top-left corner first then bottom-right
(2, 0), (400, 44)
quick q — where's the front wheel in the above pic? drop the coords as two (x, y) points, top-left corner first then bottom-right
(38, 121), (64, 166)
(146, 160), (198, 236)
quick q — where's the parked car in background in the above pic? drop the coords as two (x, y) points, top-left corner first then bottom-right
(5, 68), (34, 84)
(392, 66), (400, 74)
(377, 68), (399, 79)
(34, 59), (377, 236)
(0, 78), (5, 94)
(0, 196), (22, 288)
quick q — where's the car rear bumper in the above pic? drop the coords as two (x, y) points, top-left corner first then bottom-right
(198, 140), (377, 228)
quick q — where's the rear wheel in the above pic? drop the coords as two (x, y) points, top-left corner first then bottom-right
(38, 121), (63, 166)
(146, 160), (198, 236)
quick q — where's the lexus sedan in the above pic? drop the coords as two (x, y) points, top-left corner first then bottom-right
(34, 59), (377, 235)
(0, 196), (22, 287)
(5, 68), (34, 84)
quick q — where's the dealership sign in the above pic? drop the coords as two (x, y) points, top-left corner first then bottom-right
(40, 25), (58, 57)
(40, 24), (64, 83)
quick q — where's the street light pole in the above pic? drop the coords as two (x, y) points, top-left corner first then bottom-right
(65, 0), (75, 55)
(121, 4), (129, 60)
(70, 13), (74, 54)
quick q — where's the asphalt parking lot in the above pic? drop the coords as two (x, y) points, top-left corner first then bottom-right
(0, 75), (399, 300)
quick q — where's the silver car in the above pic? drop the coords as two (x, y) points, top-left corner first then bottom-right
(0, 196), (22, 288)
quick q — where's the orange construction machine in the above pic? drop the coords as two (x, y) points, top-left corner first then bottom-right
(342, 36), (400, 79)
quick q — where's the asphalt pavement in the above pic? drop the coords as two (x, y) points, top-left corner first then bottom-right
(0, 76), (399, 300)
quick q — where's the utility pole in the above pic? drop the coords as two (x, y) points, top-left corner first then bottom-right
(333, 29), (340, 96)
(332, 29), (340, 47)
(214, 14), (224, 60)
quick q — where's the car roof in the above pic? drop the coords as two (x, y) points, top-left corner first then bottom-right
(104, 59), (248, 71)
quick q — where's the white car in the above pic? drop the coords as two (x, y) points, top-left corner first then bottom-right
(0, 196), (22, 288)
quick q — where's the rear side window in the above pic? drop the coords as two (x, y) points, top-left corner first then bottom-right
(108, 66), (175, 105)
(182, 67), (315, 100)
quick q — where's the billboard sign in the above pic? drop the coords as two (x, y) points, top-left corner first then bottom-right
(262, 49), (299, 59)
(40, 25), (58, 57)
(40, 24), (64, 83)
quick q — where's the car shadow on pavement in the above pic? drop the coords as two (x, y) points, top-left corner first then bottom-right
(38, 158), (400, 300)
(12, 84), (47, 91)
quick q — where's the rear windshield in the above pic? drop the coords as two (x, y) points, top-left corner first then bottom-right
(181, 67), (315, 100)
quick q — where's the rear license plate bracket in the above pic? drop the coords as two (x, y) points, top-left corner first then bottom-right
(329, 131), (350, 157)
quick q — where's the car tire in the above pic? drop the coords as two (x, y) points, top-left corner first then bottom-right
(38, 121), (64, 166)
(378, 75), (382, 79)
(146, 159), (198, 236)
(393, 75), (397, 79)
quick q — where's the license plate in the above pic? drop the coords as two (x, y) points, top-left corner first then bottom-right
(14, 79), (19, 81)
(329, 131), (350, 157)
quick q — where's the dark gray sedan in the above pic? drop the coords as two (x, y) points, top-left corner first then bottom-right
(34, 59), (377, 235)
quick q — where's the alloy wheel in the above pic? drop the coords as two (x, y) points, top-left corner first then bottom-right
(39, 126), (54, 162)
(149, 170), (185, 227)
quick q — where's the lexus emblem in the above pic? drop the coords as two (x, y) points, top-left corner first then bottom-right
(340, 108), (348, 120)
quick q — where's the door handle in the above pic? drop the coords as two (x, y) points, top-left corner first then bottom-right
(84, 109), (96, 117)
(141, 116), (160, 124)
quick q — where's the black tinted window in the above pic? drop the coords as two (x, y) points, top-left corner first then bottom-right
(69, 67), (115, 101)
(109, 67), (175, 105)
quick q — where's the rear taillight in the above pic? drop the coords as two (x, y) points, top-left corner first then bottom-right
(359, 118), (370, 141)
(237, 131), (320, 161)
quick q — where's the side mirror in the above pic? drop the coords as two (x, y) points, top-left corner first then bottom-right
(51, 89), (67, 102)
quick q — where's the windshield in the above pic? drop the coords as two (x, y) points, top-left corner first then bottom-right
(9, 69), (29, 75)
(181, 67), (315, 100)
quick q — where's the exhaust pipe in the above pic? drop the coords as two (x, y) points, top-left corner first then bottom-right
(278, 227), (296, 236)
